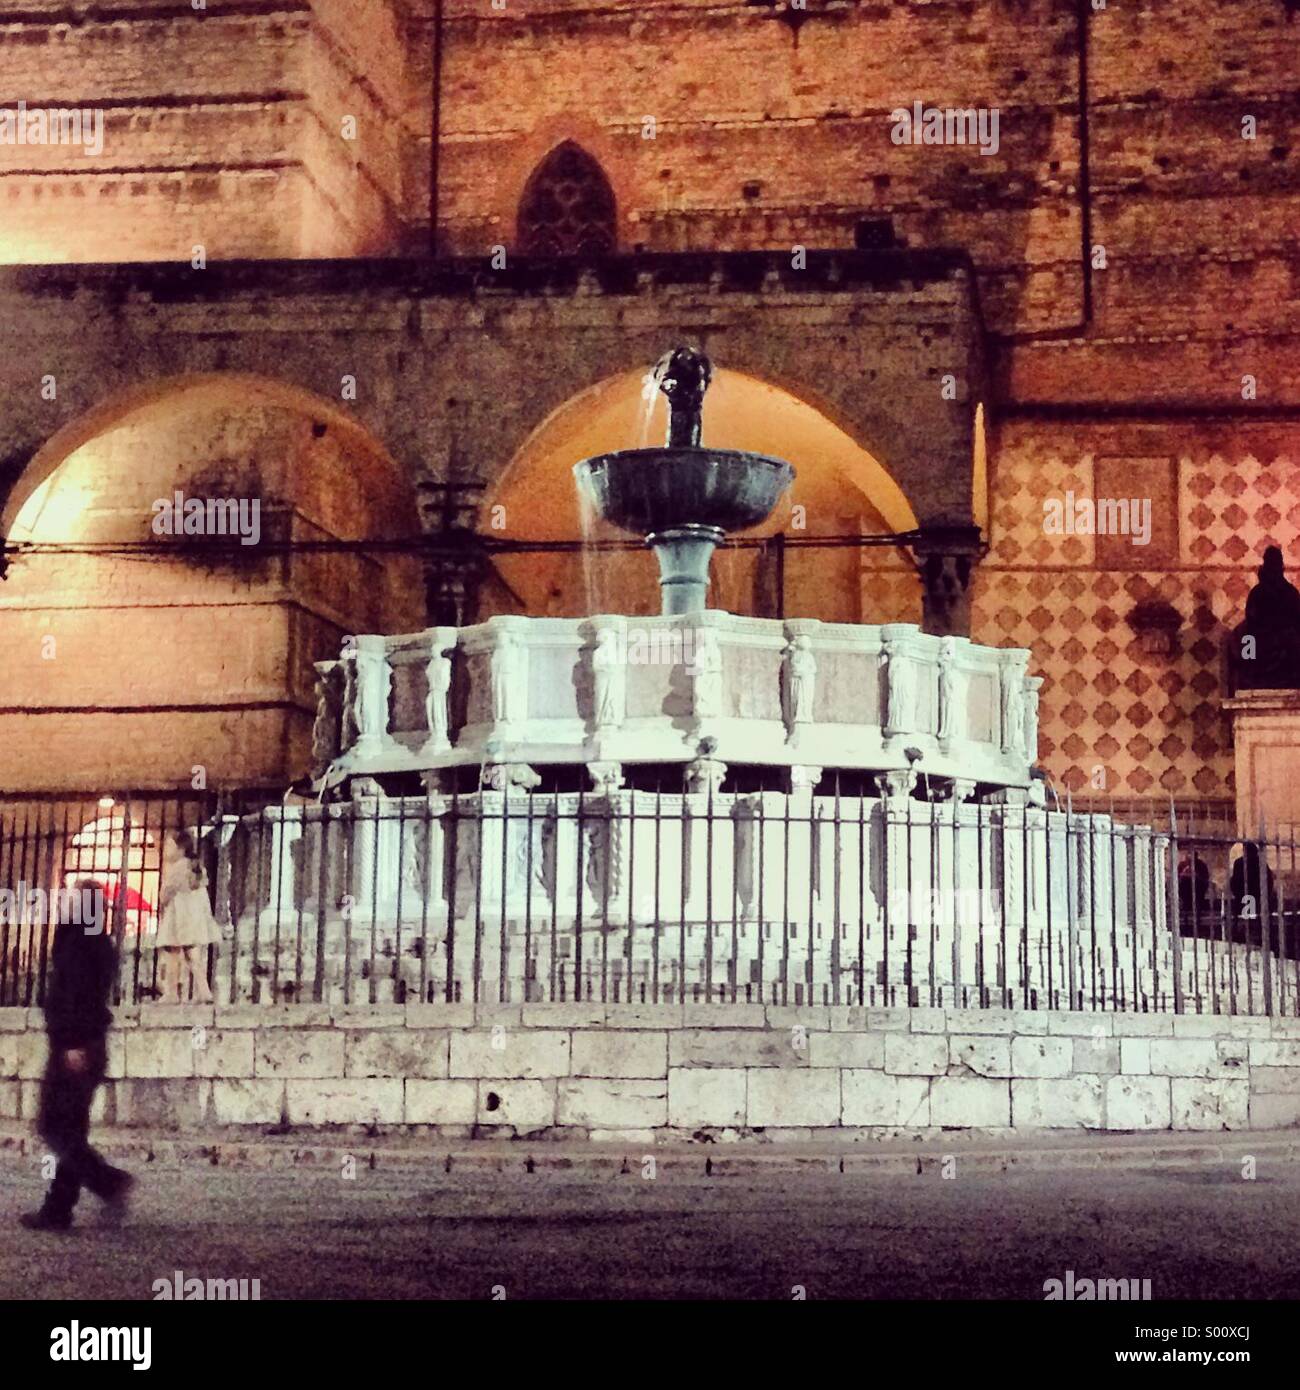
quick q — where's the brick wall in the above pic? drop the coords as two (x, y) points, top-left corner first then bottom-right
(4, 1000), (1298, 1137)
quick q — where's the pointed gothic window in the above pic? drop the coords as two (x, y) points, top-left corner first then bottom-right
(517, 142), (617, 256)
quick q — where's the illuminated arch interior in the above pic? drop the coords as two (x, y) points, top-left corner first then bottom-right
(0, 375), (424, 791)
(7, 375), (421, 633)
(481, 367), (921, 623)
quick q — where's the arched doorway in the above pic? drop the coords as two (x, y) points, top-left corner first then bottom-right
(0, 375), (424, 793)
(476, 366), (921, 625)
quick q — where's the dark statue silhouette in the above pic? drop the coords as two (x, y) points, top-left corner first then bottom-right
(1232, 545), (1300, 690)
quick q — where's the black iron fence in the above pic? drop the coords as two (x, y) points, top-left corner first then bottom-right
(2, 788), (1299, 1015)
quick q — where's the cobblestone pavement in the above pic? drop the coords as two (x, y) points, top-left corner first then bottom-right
(2, 1148), (1296, 1300)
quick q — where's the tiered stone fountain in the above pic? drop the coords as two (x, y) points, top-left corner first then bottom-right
(216, 349), (1184, 1009)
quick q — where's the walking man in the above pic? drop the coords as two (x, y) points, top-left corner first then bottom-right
(21, 878), (133, 1232)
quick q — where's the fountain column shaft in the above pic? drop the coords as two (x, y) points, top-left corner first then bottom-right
(649, 525), (724, 616)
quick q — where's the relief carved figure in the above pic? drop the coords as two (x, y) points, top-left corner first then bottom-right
(1001, 659), (1025, 756)
(690, 628), (724, 721)
(936, 636), (960, 745)
(783, 635), (817, 732)
(353, 637), (391, 747)
(884, 636), (916, 737)
(490, 629), (524, 726)
(425, 646), (453, 749)
(592, 626), (625, 730)
(1023, 676), (1042, 766)
(311, 661), (344, 774)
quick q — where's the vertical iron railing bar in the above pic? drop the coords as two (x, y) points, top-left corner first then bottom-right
(314, 802), (332, 1005)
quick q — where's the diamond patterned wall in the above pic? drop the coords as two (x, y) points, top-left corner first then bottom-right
(972, 441), (1300, 806)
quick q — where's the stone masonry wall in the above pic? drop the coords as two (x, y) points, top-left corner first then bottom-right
(4, 1002), (1300, 1139)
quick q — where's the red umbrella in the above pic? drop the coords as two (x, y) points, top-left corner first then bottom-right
(103, 881), (154, 916)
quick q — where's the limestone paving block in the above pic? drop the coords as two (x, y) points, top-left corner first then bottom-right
(930, 1076), (1011, 1128)
(570, 1030), (667, 1078)
(908, 1008), (947, 1034)
(685, 1002), (765, 1029)
(218, 1004), (332, 1030)
(1171, 1078), (1249, 1130)
(947, 1008), (1036, 1035)
(1105, 1076), (1172, 1130)
(520, 1002), (606, 1028)
(1248, 1040), (1300, 1068)
(285, 1078), (404, 1126)
(808, 1032), (885, 1069)
(449, 1029), (570, 1079)
(671, 1028), (807, 1069)
(747, 1068), (839, 1127)
(345, 1028), (449, 1079)
(210, 1079), (286, 1125)
(255, 1029), (346, 1078)
(1072, 1037), (1120, 1074)
(474, 1004), (524, 1030)
(1172, 1014), (1271, 1039)
(865, 1008), (911, 1032)
(1046, 1012), (1114, 1036)
(841, 1071), (930, 1127)
(884, 1032), (948, 1076)
(21, 1031), (50, 1080)
(1011, 1077), (1103, 1128)
(667, 1067), (746, 1128)
(137, 1004), (215, 1030)
(826, 1007), (868, 1031)
(1010, 1036), (1072, 1078)
(125, 1029), (197, 1079)
(476, 1079), (556, 1129)
(1118, 1015), (1175, 1036)
(404, 1079), (477, 1125)
(191, 1030), (256, 1079)
(0, 1008), (30, 1031)
(557, 1078), (668, 1128)
(1119, 1038), (1152, 1074)
(1215, 1040), (1249, 1074)
(405, 1002), (475, 1031)
(1147, 1039), (1236, 1078)
(602, 1003), (684, 1029)
(0, 1031), (47, 1080)
(765, 1005), (831, 1031)
(333, 1004), (405, 1030)
(1249, 1066), (1300, 1093)
(948, 1035), (1011, 1077)
(115, 1079), (211, 1129)
(0, 1081), (20, 1119)
(1249, 1092), (1300, 1129)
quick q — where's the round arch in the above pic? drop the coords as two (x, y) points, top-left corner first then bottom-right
(2, 372), (410, 539)
(478, 365), (922, 623)
(0, 372), (424, 794)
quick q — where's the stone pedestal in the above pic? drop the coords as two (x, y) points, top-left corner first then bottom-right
(1225, 689), (1300, 835)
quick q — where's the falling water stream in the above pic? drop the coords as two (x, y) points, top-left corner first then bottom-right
(578, 366), (670, 616)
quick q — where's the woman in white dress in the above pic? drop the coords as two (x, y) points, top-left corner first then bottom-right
(155, 833), (221, 1004)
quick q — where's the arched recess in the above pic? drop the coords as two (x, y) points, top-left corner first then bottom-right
(0, 375), (424, 794)
(477, 367), (922, 624)
(517, 141), (618, 256)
